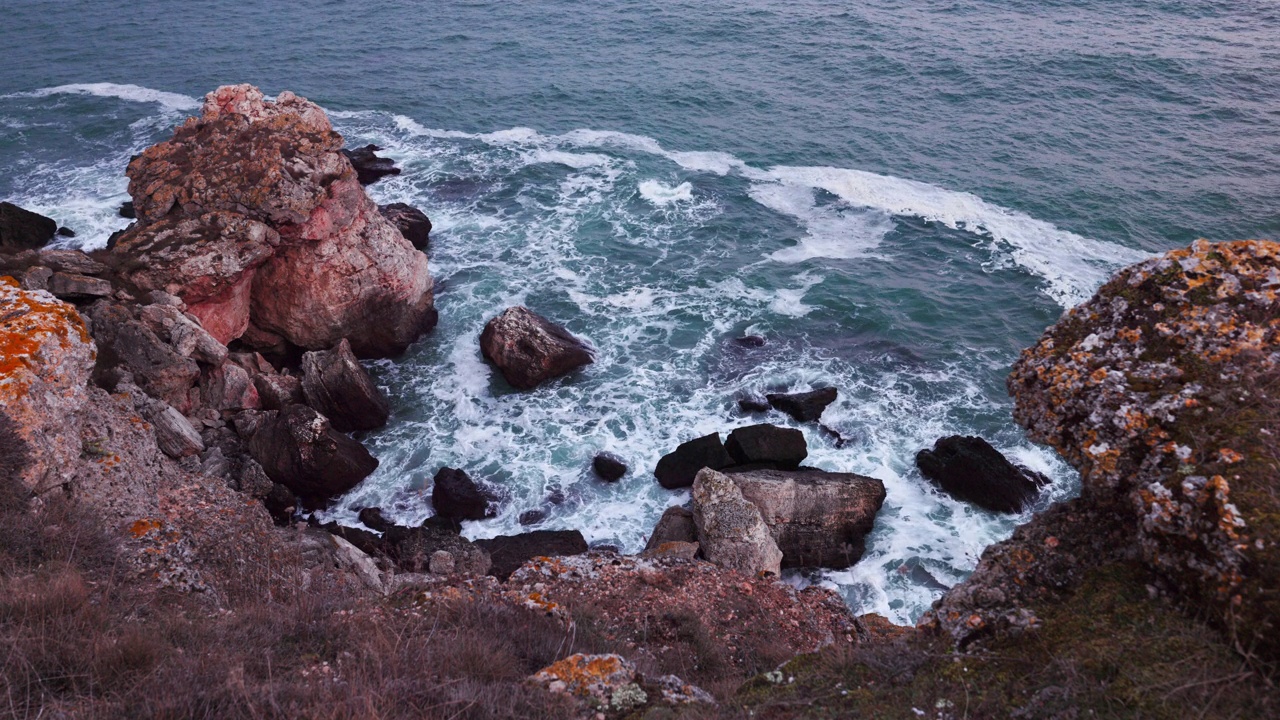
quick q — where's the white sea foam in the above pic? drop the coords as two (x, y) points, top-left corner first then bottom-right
(638, 180), (693, 205)
(750, 183), (897, 263)
(12, 83), (200, 112)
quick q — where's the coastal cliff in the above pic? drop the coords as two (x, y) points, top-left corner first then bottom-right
(2, 85), (1277, 718)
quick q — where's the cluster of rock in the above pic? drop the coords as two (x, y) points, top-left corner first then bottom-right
(647, 424), (886, 576)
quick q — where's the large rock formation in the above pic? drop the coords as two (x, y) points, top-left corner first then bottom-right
(691, 468), (783, 576)
(730, 468), (885, 569)
(247, 404), (379, 509)
(0, 202), (57, 251)
(113, 84), (436, 357)
(932, 240), (1280, 661)
(654, 432), (734, 489)
(300, 338), (391, 432)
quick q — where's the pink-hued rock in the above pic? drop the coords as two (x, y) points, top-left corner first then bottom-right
(0, 279), (96, 495)
(116, 84), (436, 357)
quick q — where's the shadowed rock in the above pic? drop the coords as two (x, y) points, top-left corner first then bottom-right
(474, 530), (589, 580)
(247, 404), (378, 509)
(379, 203), (431, 251)
(342, 144), (401, 185)
(725, 423), (807, 469)
(301, 338), (391, 432)
(915, 436), (1043, 513)
(480, 306), (593, 390)
(431, 467), (495, 521)
(0, 202), (56, 251)
(644, 506), (697, 551)
(654, 433), (733, 489)
(592, 452), (627, 481)
(767, 387), (838, 422)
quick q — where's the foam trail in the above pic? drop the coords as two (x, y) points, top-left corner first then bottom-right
(759, 166), (1151, 306)
(750, 183), (897, 263)
(10, 83), (200, 112)
(638, 180), (693, 206)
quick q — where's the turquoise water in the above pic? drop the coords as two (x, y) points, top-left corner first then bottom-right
(2, 0), (1276, 622)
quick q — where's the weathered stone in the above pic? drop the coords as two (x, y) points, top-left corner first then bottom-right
(474, 530), (589, 580)
(431, 467), (495, 520)
(342, 144), (401, 185)
(200, 362), (260, 412)
(379, 202), (431, 251)
(729, 468), (886, 569)
(18, 266), (51, 292)
(592, 452), (627, 481)
(357, 506), (393, 532)
(691, 468), (782, 576)
(0, 280), (96, 495)
(479, 306), (593, 390)
(916, 436), (1043, 513)
(247, 404), (378, 509)
(86, 302), (199, 411)
(37, 249), (107, 276)
(0, 202), (56, 251)
(644, 506), (697, 551)
(383, 522), (491, 576)
(253, 372), (304, 410)
(147, 402), (205, 459)
(137, 303), (229, 365)
(301, 338), (390, 432)
(724, 423), (807, 468)
(328, 534), (385, 593)
(767, 387), (838, 422)
(48, 272), (113, 299)
(654, 433), (733, 489)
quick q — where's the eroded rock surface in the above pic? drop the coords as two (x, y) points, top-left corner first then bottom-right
(691, 467), (783, 575)
(479, 306), (593, 389)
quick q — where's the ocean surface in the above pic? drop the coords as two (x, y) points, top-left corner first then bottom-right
(2, 0), (1277, 623)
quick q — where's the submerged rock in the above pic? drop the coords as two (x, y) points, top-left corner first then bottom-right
(654, 432), (734, 489)
(691, 468), (783, 576)
(300, 338), (391, 432)
(479, 306), (593, 390)
(730, 468), (886, 569)
(915, 436), (1044, 513)
(474, 529), (589, 580)
(767, 387), (838, 422)
(0, 202), (56, 251)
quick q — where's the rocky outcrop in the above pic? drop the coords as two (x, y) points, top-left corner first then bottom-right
(691, 468), (783, 575)
(0, 202), (56, 251)
(300, 338), (390, 432)
(644, 506), (697, 551)
(654, 432), (733, 489)
(431, 467), (495, 520)
(474, 530), (589, 580)
(0, 279), (96, 495)
(1002, 239), (1280, 660)
(479, 306), (593, 389)
(731, 468), (886, 569)
(767, 387), (837, 422)
(379, 203), (431, 251)
(115, 84), (436, 357)
(591, 452), (627, 481)
(916, 435), (1045, 513)
(247, 404), (379, 509)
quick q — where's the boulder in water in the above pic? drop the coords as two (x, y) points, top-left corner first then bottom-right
(654, 432), (733, 489)
(0, 202), (56, 251)
(247, 403), (379, 509)
(341, 144), (401, 185)
(592, 452), (627, 481)
(431, 467), (496, 521)
(724, 423), (807, 468)
(479, 306), (593, 390)
(379, 202), (431, 251)
(691, 468), (783, 576)
(915, 435), (1043, 513)
(767, 387), (838, 423)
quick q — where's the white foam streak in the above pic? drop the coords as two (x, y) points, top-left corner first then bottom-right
(12, 83), (200, 111)
(638, 180), (693, 205)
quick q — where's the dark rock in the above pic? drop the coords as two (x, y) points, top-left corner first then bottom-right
(474, 530), (589, 580)
(729, 468), (886, 569)
(479, 306), (594, 390)
(263, 483), (296, 524)
(643, 506), (697, 551)
(592, 452), (627, 482)
(654, 433), (733, 489)
(300, 338), (391, 432)
(342, 144), (402, 185)
(254, 372), (304, 410)
(724, 424), (807, 469)
(0, 202), (56, 251)
(358, 507), (393, 533)
(318, 521), (386, 558)
(734, 335), (766, 347)
(200, 362), (260, 412)
(56, 227), (75, 238)
(385, 522), (491, 575)
(915, 436), (1042, 513)
(421, 515), (463, 535)
(87, 302), (200, 411)
(519, 509), (547, 526)
(247, 404), (379, 510)
(767, 387), (838, 423)
(47, 272), (113, 299)
(737, 393), (771, 414)
(431, 467), (495, 521)
(118, 200), (136, 219)
(379, 202), (431, 251)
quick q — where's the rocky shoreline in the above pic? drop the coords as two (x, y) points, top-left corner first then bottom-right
(2, 85), (1277, 718)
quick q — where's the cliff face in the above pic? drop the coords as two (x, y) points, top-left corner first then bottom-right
(1007, 239), (1279, 660)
